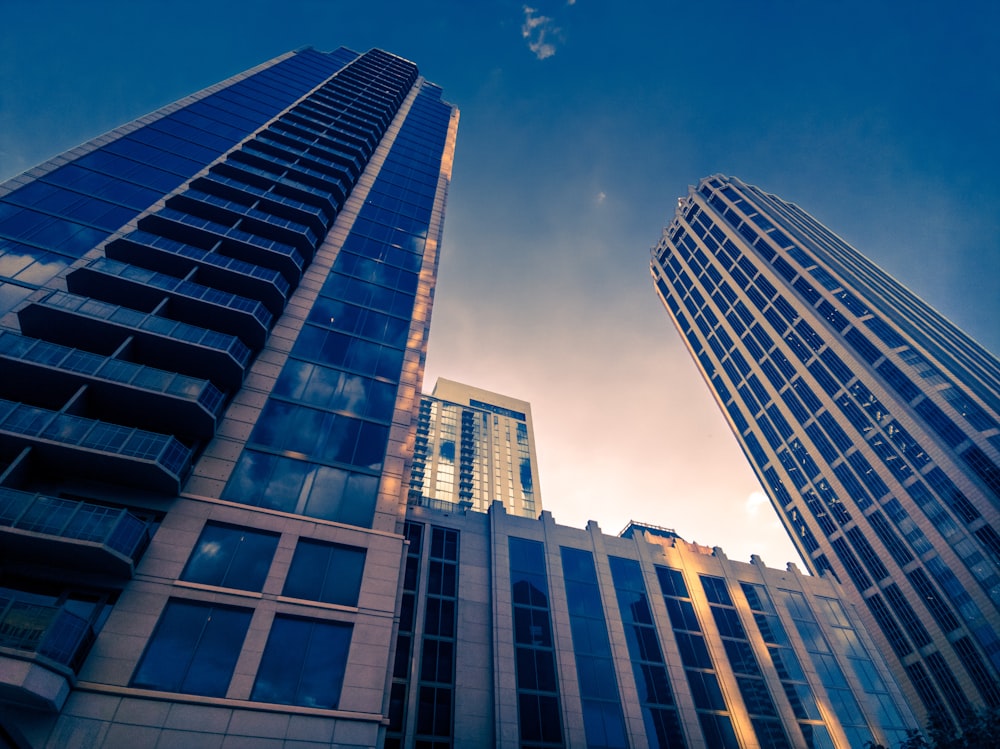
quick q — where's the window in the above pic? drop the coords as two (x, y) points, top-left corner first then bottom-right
(222, 450), (380, 527)
(251, 614), (353, 708)
(131, 599), (251, 697)
(181, 522), (279, 592)
(283, 539), (366, 606)
(561, 547), (627, 748)
(509, 537), (563, 747)
(609, 557), (685, 749)
(415, 527), (460, 744)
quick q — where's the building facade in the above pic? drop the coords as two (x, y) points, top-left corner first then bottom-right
(408, 378), (541, 517)
(0, 47), (458, 748)
(649, 175), (1000, 727)
(390, 502), (916, 748)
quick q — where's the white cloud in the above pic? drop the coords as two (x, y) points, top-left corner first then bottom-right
(745, 490), (768, 516)
(595, 191), (607, 204)
(522, 6), (559, 60)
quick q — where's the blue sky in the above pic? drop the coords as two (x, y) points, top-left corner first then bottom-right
(2, 0), (998, 565)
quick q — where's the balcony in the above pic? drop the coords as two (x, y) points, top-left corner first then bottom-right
(242, 138), (354, 197)
(229, 148), (349, 208)
(0, 398), (192, 494)
(0, 488), (151, 576)
(67, 257), (272, 351)
(19, 291), (250, 391)
(0, 332), (223, 440)
(168, 189), (319, 258)
(105, 231), (290, 317)
(210, 161), (341, 219)
(256, 130), (363, 183)
(283, 110), (373, 162)
(0, 592), (94, 711)
(139, 208), (305, 284)
(193, 173), (331, 236)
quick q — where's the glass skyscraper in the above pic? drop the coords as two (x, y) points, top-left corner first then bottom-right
(0, 47), (458, 748)
(408, 378), (541, 517)
(0, 45), (964, 748)
(650, 174), (1000, 727)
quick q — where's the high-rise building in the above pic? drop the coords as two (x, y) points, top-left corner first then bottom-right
(389, 501), (916, 749)
(408, 378), (541, 517)
(650, 174), (1000, 726)
(0, 42), (947, 749)
(0, 47), (458, 748)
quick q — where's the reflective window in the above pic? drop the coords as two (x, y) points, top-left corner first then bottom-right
(283, 539), (366, 606)
(223, 450), (380, 527)
(249, 400), (388, 470)
(251, 614), (353, 708)
(561, 546), (627, 749)
(703, 576), (789, 748)
(610, 557), (686, 749)
(509, 537), (563, 747)
(415, 527), (459, 744)
(272, 359), (397, 421)
(658, 565), (738, 748)
(741, 583), (835, 747)
(180, 522), (279, 591)
(780, 590), (874, 747)
(131, 599), (251, 697)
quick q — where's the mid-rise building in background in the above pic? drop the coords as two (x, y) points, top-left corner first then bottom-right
(391, 502), (915, 749)
(650, 174), (1000, 727)
(0, 46), (458, 748)
(408, 378), (541, 517)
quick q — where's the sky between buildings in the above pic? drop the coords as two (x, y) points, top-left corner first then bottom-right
(2, 0), (998, 568)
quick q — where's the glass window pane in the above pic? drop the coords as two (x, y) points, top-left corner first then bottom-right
(180, 522), (278, 592)
(131, 600), (251, 697)
(251, 615), (353, 709)
(181, 605), (254, 695)
(282, 540), (328, 601)
(282, 539), (366, 606)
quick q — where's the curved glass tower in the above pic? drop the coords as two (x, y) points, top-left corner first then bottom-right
(650, 174), (1000, 727)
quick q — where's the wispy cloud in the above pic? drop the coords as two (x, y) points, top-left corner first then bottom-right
(522, 6), (560, 60)
(745, 490), (768, 516)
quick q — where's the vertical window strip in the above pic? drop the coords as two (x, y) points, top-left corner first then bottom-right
(814, 596), (913, 746)
(509, 537), (564, 748)
(414, 526), (459, 746)
(385, 521), (424, 749)
(657, 567), (740, 749)
(779, 589), (876, 748)
(699, 575), (791, 749)
(608, 556), (687, 749)
(739, 583), (836, 749)
(560, 547), (628, 749)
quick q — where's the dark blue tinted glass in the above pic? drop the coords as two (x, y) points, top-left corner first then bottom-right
(251, 615), (353, 708)
(283, 539), (366, 606)
(131, 599), (251, 697)
(181, 522), (278, 591)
